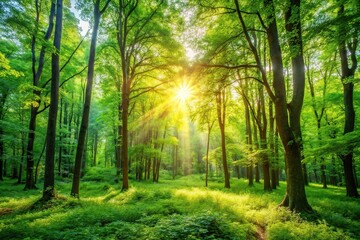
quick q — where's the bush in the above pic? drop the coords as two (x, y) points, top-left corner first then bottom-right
(149, 212), (250, 240)
(267, 220), (350, 240)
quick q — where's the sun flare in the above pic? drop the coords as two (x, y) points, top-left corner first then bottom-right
(176, 84), (192, 103)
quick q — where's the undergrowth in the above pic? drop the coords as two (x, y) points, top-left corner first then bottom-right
(0, 168), (359, 239)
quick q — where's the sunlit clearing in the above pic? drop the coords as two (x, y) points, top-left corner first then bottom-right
(176, 84), (192, 103)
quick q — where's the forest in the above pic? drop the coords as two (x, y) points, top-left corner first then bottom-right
(0, 0), (359, 239)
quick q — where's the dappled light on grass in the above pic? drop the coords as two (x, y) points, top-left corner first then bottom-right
(1, 175), (360, 239)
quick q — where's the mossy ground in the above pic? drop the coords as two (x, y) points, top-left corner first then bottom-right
(0, 168), (359, 239)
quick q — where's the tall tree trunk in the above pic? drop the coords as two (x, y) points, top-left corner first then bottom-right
(93, 130), (98, 166)
(115, 123), (122, 182)
(205, 120), (214, 187)
(62, 101), (69, 177)
(0, 126), (3, 181)
(121, 86), (129, 190)
(252, 114), (260, 183)
(43, 0), (63, 200)
(58, 98), (63, 176)
(25, 1), (56, 190)
(234, 0), (312, 212)
(155, 125), (167, 182)
(279, 0), (311, 211)
(241, 80), (254, 187)
(71, 0), (110, 197)
(18, 125), (26, 184)
(259, 86), (271, 191)
(216, 89), (230, 188)
(0, 92), (7, 181)
(205, 128), (210, 187)
(338, 3), (359, 198)
(269, 100), (277, 189)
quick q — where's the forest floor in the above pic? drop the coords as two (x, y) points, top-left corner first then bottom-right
(0, 168), (359, 239)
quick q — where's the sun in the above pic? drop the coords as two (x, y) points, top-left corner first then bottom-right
(176, 84), (192, 103)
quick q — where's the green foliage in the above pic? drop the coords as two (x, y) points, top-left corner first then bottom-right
(1, 175), (359, 239)
(267, 220), (349, 240)
(150, 212), (248, 240)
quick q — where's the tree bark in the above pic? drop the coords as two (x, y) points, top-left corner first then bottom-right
(93, 130), (98, 166)
(43, 0), (63, 200)
(71, 0), (110, 197)
(205, 121), (214, 187)
(58, 98), (63, 176)
(0, 126), (3, 181)
(216, 89), (230, 188)
(241, 80), (254, 186)
(24, 0), (56, 190)
(234, 0), (312, 211)
(337, 3), (359, 198)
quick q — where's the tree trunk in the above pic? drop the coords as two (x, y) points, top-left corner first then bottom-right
(115, 123), (122, 182)
(58, 98), (63, 176)
(62, 101), (69, 177)
(205, 124), (212, 187)
(216, 89), (230, 188)
(259, 85), (271, 191)
(338, 3), (359, 198)
(121, 88), (129, 190)
(43, 0), (63, 200)
(235, 0), (311, 211)
(241, 80), (254, 187)
(71, 0), (104, 197)
(25, 0), (56, 191)
(93, 130), (98, 166)
(0, 126), (3, 181)
(18, 130), (25, 184)
(321, 163), (327, 188)
(277, 0), (311, 211)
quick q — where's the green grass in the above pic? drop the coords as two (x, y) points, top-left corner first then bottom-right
(0, 169), (359, 239)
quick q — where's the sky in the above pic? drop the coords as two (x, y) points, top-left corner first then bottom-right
(69, 0), (90, 37)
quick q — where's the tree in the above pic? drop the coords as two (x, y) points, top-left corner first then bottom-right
(234, 0), (312, 212)
(0, 49), (23, 181)
(215, 84), (231, 188)
(115, 0), (178, 190)
(71, 0), (111, 198)
(42, 0), (63, 200)
(24, 0), (56, 190)
(337, 1), (359, 197)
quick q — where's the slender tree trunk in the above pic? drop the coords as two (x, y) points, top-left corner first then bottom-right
(321, 163), (327, 188)
(241, 81), (253, 186)
(259, 85), (271, 191)
(25, 0), (56, 191)
(216, 89), (230, 188)
(62, 101), (69, 177)
(205, 122), (214, 187)
(121, 88), (129, 190)
(71, 0), (109, 197)
(269, 100), (277, 189)
(43, 0), (63, 200)
(58, 98), (63, 176)
(173, 145), (178, 179)
(93, 130), (98, 166)
(0, 126), (4, 181)
(252, 116), (260, 183)
(18, 130), (25, 184)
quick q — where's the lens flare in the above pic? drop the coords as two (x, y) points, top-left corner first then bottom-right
(176, 84), (191, 103)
